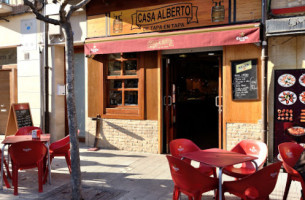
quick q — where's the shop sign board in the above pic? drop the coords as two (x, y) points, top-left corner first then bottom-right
(273, 69), (305, 159)
(110, 0), (229, 35)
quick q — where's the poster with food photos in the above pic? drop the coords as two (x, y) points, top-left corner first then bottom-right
(274, 69), (305, 159)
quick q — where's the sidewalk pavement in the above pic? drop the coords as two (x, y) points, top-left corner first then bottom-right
(0, 140), (302, 200)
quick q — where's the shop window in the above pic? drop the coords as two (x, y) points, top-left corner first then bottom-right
(103, 53), (144, 119)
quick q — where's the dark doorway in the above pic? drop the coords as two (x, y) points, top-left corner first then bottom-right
(163, 52), (222, 151)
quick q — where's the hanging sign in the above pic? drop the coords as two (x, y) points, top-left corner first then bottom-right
(5, 103), (33, 137)
(110, 0), (229, 35)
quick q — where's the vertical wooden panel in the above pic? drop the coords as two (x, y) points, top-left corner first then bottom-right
(236, 0), (262, 21)
(143, 51), (158, 120)
(88, 55), (104, 117)
(157, 51), (162, 153)
(223, 44), (262, 123)
(87, 14), (108, 38)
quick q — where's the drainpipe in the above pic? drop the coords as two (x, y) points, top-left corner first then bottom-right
(261, 0), (268, 146)
(44, 1), (50, 133)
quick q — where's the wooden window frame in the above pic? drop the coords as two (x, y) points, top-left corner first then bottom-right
(102, 53), (144, 119)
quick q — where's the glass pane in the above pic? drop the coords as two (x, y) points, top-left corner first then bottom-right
(109, 80), (122, 89)
(109, 53), (121, 59)
(125, 91), (138, 105)
(125, 79), (138, 88)
(108, 61), (121, 76)
(109, 91), (122, 105)
(123, 53), (137, 59)
(124, 60), (137, 75)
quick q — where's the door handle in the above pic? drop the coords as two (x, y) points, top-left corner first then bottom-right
(215, 96), (222, 112)
(168, 96), (172, 106)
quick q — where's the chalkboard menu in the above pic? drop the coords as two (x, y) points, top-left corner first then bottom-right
(5, 103), (33, 136)
(231, 59), (259, 100)
(15, 109), (33, 128)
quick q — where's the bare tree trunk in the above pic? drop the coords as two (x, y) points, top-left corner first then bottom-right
(62, 22), (83, 200)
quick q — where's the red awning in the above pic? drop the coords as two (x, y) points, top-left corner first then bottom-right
(85, 23), (260, 55)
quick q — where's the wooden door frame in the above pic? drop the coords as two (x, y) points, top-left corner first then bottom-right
(160, 52), (224, 152)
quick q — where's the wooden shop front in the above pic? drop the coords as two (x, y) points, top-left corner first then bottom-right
(85, 0), (264, 153)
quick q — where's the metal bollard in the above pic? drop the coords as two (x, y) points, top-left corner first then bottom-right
(88, 114), (101, 151)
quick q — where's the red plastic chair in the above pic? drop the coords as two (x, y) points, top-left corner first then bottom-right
(166, 155), (219, 200)
(170, 138), (216, 177)
(15, 126), (42, 135)
(223, 139), (268, 178)
(222, 162), (282, 200)
(43, 135), (71, 183)
(278, 142), (305, 200)
(0, 149), (11, 188)
(8, 141), (47, 195)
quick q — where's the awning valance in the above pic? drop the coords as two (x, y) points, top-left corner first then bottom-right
(85, 23), (260, 55)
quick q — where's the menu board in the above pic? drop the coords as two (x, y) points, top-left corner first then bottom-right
(15, 109), (33, 128)
(273, 69), (305, 159)
(231, 59), (258, 100)
(5, 103), (33, 136)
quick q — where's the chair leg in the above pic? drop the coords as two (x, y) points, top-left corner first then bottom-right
(65, 152), (72, 174)
(13, 165), (18, 195)
(194, 193), (202, 200)
(283, 174), (292, 200)
(38, 162), (43, 193)
(2, 170), (10, 188)
(173, 186), (180, 200)
(43, 156), (53, 184)
(3, 159), (11, 179)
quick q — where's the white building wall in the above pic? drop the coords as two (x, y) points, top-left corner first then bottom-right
(14, 15), (43, 127)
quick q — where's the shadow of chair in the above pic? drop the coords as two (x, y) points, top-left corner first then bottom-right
(222, 162), (282, 200)
(9, 141), (47, 195)
(223, 139), (268, 179)
(278, 142), (305, 200)
(166, 155), (218, 200)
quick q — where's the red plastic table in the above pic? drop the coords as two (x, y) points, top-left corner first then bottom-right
(181, 148), (258, 200)
(0, 134), (51, 189)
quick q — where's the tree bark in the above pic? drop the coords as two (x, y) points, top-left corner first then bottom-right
(23, 0), (92, 199)
(62, 22), (83, 200)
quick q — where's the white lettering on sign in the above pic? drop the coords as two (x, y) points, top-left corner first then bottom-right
(147, 38), (174, 49)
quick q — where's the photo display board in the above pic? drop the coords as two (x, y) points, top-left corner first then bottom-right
(231, 59), (258, 100)
(5, 103), (33, 136)
(273, 69), (305, 159)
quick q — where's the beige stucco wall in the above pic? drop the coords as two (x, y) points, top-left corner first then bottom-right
(0, 14), (37, 48)
(49, 45), (65, 142)
(15, 14), (43, 127)
(267, 35), (305, 160)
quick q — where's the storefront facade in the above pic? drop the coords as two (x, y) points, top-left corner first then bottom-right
(267, 0), (305, 161)
(85, 0), (265, 153)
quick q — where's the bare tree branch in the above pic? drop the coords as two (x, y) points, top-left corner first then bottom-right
(67, 0), (91, 19)
(59, 0), (69, 20)
(23, 0), (60, 25)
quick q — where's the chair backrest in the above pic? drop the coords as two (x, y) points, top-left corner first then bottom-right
(9, 141), (47, 167)
(50, 135), (70, 153)
(278, 142), (304, 174)
(169, 139), (200, 158)
(231, 140), (268, 168)
(223, 162), (282, 199)
(166, 155), (218, 194)
(15, 126), (42, 136)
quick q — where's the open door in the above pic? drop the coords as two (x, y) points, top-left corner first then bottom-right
(163, 52), (222, 152)
(163, 58), (176, 152)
